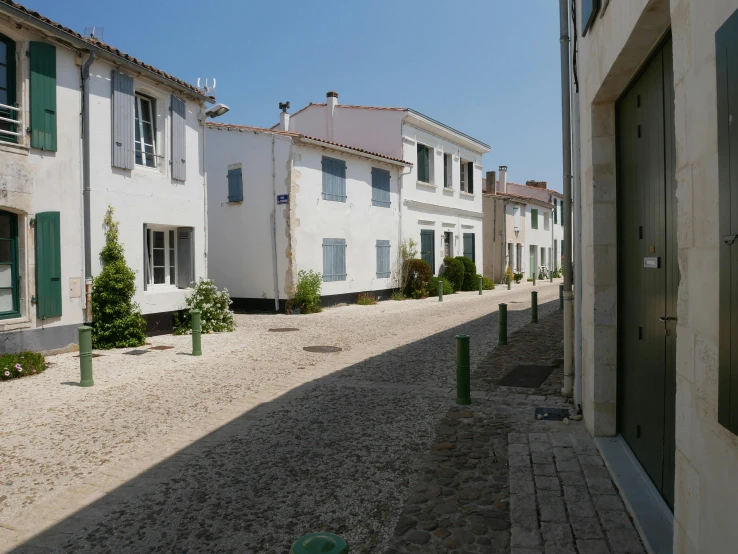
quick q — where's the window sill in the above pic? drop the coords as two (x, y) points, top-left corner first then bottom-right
(144, 285), (186, 293)
(442, 187), (455, 195)
(459, 191), (475, 198)
(0, 316), (31, 332)
(135, 164), (164, 176)
(227, 200), (243, 205)
(416, 181), (437, 189)
(0, 140), (30, 156)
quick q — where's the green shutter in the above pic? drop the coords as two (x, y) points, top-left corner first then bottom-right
(554, 199), (558, 224)
(420, 230), (435, 272)
(531, 209), (539, 229)
(417, 144), (429, 183)
(30, 42), (57, 151)
(35, 211), (62, 319)
(560, 201), (564, 226)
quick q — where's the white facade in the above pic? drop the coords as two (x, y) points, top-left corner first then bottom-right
(206, 124), (406, 307)
(0, 4), (210, 352)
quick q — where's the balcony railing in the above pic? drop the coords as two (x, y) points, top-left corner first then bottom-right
(0, 103), (23, 141)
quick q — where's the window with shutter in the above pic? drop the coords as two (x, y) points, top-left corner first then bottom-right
(554, 199), (558, 224)
(0, 210), (20, 319)
(376, 240), (391, 278)
(170, 95), (186, 181)
(0, 33), (18, 144)
(227, 165), (244, 203)
(463, 233), (475, 263)
(322, 156), (347, 202)
(371, 168), (391, 207)
(420, 230), (435, 272)
(717, 10), (738, 435)
(560, 202), (564, 226)
(35, 211), (61, 319)
(417, 144), (431, 183)
(111, 70), (135, 170)
(29, 42), (56, 152)
(531, 209), (539, 229)
(467, 162), (474, 194)
(323, 238), (346, 282)
(176, 227), (195, 288)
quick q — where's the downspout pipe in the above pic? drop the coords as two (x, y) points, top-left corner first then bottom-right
(82, 51), (95, 324)
(573, 41), (584, 408)
(559, 0), (574, 397)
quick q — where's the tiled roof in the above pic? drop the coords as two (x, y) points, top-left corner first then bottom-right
(1, 0), (210, 100)
(207, 122), (412, 166)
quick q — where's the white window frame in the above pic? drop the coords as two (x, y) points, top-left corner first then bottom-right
(147, 226), (177, 288)
(460, 159), (469, 192)
(135, 93), (158, 168)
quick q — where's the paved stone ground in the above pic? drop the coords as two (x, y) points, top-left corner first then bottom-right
(387, 312), (646, 554)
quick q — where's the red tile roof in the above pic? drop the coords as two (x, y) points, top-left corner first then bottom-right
(1, 0), (210, 100)
(207, 122), (412, 166)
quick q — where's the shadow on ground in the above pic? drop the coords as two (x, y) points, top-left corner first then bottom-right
(12, 299), (558, 554)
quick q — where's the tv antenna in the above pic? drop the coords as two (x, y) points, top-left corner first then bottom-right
(197, 78), (217, 99)
(83, 26), (104, 41)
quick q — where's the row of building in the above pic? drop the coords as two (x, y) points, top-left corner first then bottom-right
(0, 0), (565, 353)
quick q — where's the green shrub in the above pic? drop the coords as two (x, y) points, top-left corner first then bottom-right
(292, 270), (323, 314)
(505, 266), (514, 284)
(481, 275), (495, 290)
(428, 276), (454, 296)
(356, 293), (377, 305)
(551, 267), (562, 278)
(91, 207), (146, 349)
(403, 258), (432, 299)
(441, 256), (465, 291)
(514, 272), (524, 283)
(456, 256), (477, 291)
(0, 351), (47, 382)
(174, 279), (235, 335)
(391, 291), (406, 301)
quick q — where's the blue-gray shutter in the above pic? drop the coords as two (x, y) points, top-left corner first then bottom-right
(463, 233), (475, 263)
(177, 227), (195, 288)
(322, 157), (346, 202)
(227, 167), (243, 202)
(111, 70), (134, 170)
(143, 223), (148, 291)
(467, 162), (474, 194)
(323, 238), (346, 282)
(372, 168), (391, 207)
(170, 95), (186, 181)
(376, 240), (391, 278)
(420, 230), (435, 272)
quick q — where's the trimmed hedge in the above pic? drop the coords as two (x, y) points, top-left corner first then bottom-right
(456, 256), (477, 291)
(429, 276), (454, 296)
(403, 259), (432, 299)
(441, 257), (465, 291)
(1, 351), (47, 382)
(480, 275), (495, 290)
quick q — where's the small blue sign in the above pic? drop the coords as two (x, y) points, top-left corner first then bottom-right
(277, 194), (289, 205)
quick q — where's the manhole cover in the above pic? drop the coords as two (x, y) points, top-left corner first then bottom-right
(123, 350), (149, 356)
(508, 301), (522, 304)
(496, 364), (555, 388)
(303, 346), (342, 353)
(269, 328), (300, 332)
(534, 407), (571, 421)
(149, 345), (174, 350)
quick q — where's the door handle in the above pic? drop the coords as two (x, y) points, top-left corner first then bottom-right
(658, 316), (677, 322)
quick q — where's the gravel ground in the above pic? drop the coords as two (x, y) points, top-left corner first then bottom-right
(0, 281), (561, 553)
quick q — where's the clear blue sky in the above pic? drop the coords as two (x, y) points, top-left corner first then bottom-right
(26, 0), (563, 191)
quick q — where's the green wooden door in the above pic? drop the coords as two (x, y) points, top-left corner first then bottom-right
(0, 210), (19, 318)
(420, 230), (435, 273)
(616, 38), (677, 509)
(35, 211), (62, 319)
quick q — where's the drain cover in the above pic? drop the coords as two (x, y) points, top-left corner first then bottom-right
(123, 350), (149, 356)
(269, 328), (300, 332)
(534, 407), (571, 421)
(149, 345), (174, 351)
(303, 346), (342, 353)
(497, 364), (555, 388)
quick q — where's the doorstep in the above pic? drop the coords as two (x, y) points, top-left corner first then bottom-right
(595, 436), (674, 554)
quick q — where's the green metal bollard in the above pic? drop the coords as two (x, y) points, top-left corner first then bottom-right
(507, 275), (511, 290)
(533, 268), (536, 286)
(439, 279), (444, 302)
(291, 533), (348, 554)
(78, 326), (94, 387)
(499, 303), (508, 346)
(550, 268), (553, 283)
(191, 309), (202, 356)
(478, 276), (483, 295)
(532, 291), (538, 323)
(456, 335), (471, 405)
(559, 284), (564, 311)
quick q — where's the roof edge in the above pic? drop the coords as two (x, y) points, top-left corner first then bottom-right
(406, 109), (490, 152)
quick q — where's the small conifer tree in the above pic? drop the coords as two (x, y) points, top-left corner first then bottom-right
(91, 207), (146, 349)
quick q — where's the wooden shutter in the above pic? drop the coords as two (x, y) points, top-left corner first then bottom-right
(554, 199), (558, 224)
(170, 95), (186, 181)
(560, 202), (564, 226)
(531, 209), (538, 229)
(717, 10), (738, 434)
(420, 230), (435, 272)
(322, 157), (346, 202)
(417, 144), (429, 183)
(142, 224), (149, 291)
(35, 211), (62, 318)
(176, 227), (195, 288)
(467, 162), (474, 194)
(29, 42), (56, 151)
(463, 233), (475, 263)
(227, 167), (244, 202)
(322, 238), (346, 282)
(371, 168), (391, 207)
(376, 240), (391, 278)
(111, 70), (135, 170)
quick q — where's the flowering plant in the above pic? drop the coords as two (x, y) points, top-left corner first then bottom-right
(174, 278), (236, 335)
(0, 352), (46, 382)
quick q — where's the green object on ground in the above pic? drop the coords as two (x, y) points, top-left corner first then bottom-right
(478, 276), (483, 295)
(456, 334), (471, 405)
(439, 280), (444, 302)
(499, 303), (508, 346)
(532, 291), (538, 323)
(507, 275), (511, 290)
(559, 284), (564, 311)
(78, 326), (94, 387)
(291, 532), (349, 554)
(191, 309), (202, 356)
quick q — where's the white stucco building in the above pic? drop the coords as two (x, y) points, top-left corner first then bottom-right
(0, 2), (213, 353)
(205, 120), (409, 309)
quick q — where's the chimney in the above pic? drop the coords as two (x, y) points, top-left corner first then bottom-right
(278, 101), (290, 131)
(486, 171), (496, 194)
(326, 91), (338, 141)
(498, 165), (508, 194)
(526, 180), (547, 189)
